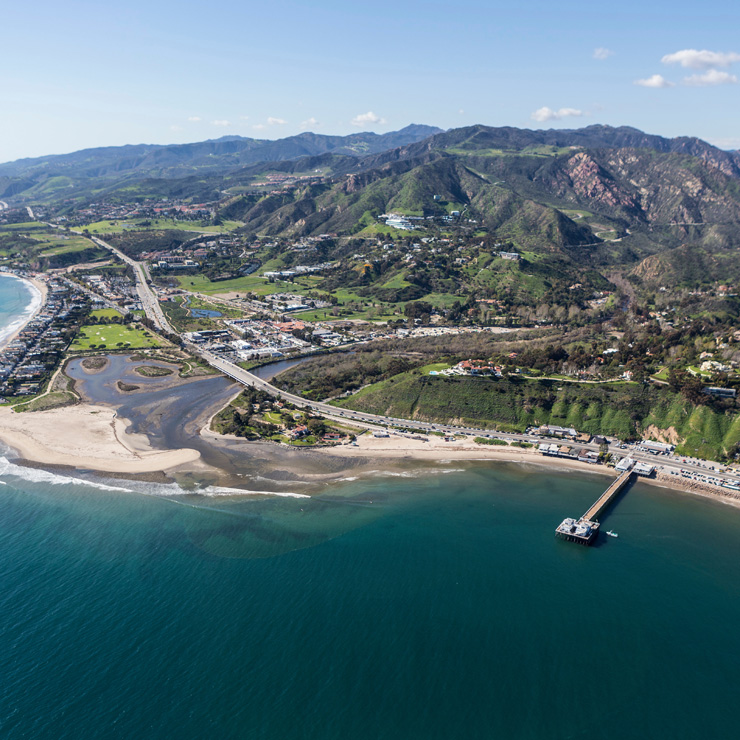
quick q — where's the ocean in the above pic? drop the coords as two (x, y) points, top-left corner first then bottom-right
(1, 457), (739, 739)
(0, 273), (42, 350)
(1, 292), (740, 738)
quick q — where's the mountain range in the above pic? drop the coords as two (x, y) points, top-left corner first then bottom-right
(4, 123), (740, 286)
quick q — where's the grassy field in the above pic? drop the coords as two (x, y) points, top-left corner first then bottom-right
(418, 362), (452, 374)
(12, 392), (77, 413)
(37, 233), (95, 256)
(0, 222), (47, 233)
(178, 273), (291, 296)
(335, 371), (740, 460)
(71, 324), (163, 350)
(89, 308), (124, 320)
(82, 219), (242, 235)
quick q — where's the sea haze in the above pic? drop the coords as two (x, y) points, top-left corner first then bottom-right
(0, 461), (739, 739)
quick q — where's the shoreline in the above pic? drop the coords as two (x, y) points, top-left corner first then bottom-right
(0, 403), (200, 474)
(0, 363), (738, 509)
(316, 433), (740, 509)
(0, 273), (48, 351)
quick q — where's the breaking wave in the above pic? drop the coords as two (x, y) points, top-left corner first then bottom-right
(0, 456), (133, 492)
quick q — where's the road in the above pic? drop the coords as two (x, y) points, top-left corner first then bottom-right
(89, 235), (173, 333)
(60, 277), (125, 314)
(88, 232), (740, 489)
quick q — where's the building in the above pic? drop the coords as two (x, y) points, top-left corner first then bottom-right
(538, 425), (578, 439)
(704, 387), (737, 399)
(640, 440), (674, 454)
(633, 462), (655, 477)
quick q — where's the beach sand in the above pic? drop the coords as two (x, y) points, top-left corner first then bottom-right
(318, 433), (616, 474)
(0, 403), (200, 473)
(2, 366), (738, 509)
(317, 432), (740, 507)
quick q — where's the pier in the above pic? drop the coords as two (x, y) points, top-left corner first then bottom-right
(555, 470), (634, 545)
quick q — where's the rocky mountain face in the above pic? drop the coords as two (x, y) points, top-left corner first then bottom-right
(228, 127), (740, 254)
(5, 124), (740, 281)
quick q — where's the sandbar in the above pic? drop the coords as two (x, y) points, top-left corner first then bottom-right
(0, 403), (200, 473)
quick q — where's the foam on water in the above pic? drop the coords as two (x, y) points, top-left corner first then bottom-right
(0, 456), (133, 492)
(198, 485), (310, 498)
(0, 274), (43, 347)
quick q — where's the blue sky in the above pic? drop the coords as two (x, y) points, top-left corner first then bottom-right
(3, 0), (740, 162)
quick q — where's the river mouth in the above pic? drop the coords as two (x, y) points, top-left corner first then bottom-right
(63, 353), (397, 493)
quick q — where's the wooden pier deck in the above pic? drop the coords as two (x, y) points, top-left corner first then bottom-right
(581, 470), (633, 522)
(555, 470), (634, 545)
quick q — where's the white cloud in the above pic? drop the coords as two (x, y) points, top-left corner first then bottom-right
(593, 47), (614, 60)
(239, 115), (249, 121)
(187, 116), (201, 122)
(351, 111), (386, 127)
(301, 117), (320, 128)
(530, 106), (584, 123)
(212, 120), (230, 127)
(458, 108), (465, 115)
(267, 117), (287, 125)
(170, 125), (183, 132)
(634, 74), (674, 88)
(683, 69), (738, 86)
(252, 124), (267, 131)
(661, 49), (740, 69)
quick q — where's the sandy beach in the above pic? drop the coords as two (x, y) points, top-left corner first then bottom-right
(319, 432), (608, 468)
(0, 274), (48, 351)
(318, 432), (740, 507)
(1, 354), (738, 509)
(0, 403), (200, 473)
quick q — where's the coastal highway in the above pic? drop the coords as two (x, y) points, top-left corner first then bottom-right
(90, 234), (740, 488)
(197, 347), (740, 486)
(89, 235), (173, 334)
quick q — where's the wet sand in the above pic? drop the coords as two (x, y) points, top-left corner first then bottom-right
(1, 354), (373, 488)
(3, 352), (740, 507)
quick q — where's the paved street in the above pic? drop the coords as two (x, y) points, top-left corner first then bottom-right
(90, 235), (740, 490)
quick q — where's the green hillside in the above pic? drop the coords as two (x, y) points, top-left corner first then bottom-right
(331, 373), (740, 460)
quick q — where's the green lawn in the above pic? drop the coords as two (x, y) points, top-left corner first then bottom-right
(89, 308), (123, 320)
(0, 222), (47, 233)
(419, 362), (452, 374)
(82, 219), (242, 235)
(652, 367), (670, 381)
(687, 365), (713, 378)
(71, 324), (163, 351)
(178, 273), (293, 296)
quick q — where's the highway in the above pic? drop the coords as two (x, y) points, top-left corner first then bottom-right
(90, 233), (740, 489)
(90, 236), (173, 333)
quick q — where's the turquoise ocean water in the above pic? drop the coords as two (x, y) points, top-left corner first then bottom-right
(2, 292), (740, 738)
(0, 274), (40, 348)
(0, 458), (739, 739)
